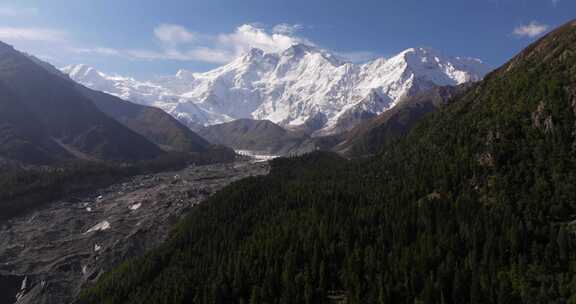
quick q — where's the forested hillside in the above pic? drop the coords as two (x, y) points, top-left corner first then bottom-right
(80, 20), (576, 304)
(335, 84), (468, 157)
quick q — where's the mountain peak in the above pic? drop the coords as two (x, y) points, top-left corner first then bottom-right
(386, 47), (489, 84)
(67, 45), (489, 135)
(406, 46), (436, 53)
(281, 43), (321, 58)
(239, 47), (266, 63)
(398, 47), (485, 67)
(397, 47), (444, 61)
(279, 43), (346, 67)
(63, 64), (97, 75)
(62, 64), (106, 83)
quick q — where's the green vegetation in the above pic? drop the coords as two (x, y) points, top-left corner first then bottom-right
(75, 21), (576, 303)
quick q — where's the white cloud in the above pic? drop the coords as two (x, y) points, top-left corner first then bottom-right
(15, 22), (376, 67)
(513, 21), (549, 38)
(216, 24), (314, 55)
(0, 27), (67, 42)
(272, 23), (304, 35)
(73, 23), (316, 64)
(552, 0), (560, 6)
(153, 24), (196, 45)
(0, 6), (38, 17)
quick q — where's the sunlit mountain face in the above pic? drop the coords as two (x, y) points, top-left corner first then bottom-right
(63, 45), (489, 135)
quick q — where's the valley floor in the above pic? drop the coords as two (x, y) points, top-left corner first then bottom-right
(0, 160), (269, 304)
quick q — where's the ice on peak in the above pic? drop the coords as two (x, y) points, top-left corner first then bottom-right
(71, 63), (91, 70)
(64, 45), (489, 135)
(238, 47), (268, 65)
(370, 57), (388, 64)
(398, 47), (485, 68)
(279, 43), (346, 67)
(61, 64), (108, 84)
(282, 43), (318, 56)
(65, 64), (92, 75)
(385, 47), (489, 85)
(235, 48), (281, 69)
(403, 46), (434, 53)
(63, 64), (134, 83)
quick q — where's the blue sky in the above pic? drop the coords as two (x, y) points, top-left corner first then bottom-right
(0, 0), (573, 78)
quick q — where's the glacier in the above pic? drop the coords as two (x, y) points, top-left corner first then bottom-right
(62, 44), (489, 135)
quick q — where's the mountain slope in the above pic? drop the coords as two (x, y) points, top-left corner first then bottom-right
(335, 84), (469, 156)
(197, 119), (309, 155)
(0, 41), (163, 164)
(80, 20), (576, 304)
(0, 82), (73, 164)
(76, 87), (210, 152)
(28, 56), (211, 153)
(64, 46), (488, 135)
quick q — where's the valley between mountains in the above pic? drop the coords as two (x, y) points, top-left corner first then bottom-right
(0, 6), (575, 304)
(0, 160), (268, 304)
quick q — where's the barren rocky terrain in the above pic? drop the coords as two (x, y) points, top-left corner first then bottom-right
(0, 160), (269, 304)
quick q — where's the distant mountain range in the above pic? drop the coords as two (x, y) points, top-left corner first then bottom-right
(2, 37), (483, 165)
(196, 84), (470, 157)
(0, 41), (210, 165)
(63, 45), (489, 136)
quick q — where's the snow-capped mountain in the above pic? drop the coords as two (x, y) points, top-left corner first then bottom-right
(62, 44), (489, 135)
